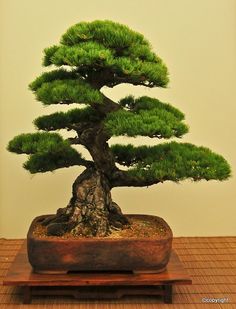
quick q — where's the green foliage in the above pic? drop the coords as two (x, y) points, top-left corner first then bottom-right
(7, 133), (84, 173)
(61, 20), (150, 48)
(29, 69), (78, 91)
(34, 107), (100, 131)
(110, 57), (168, 87)
(43, 45), (168, 88)
(43, 45), (60, 66)
(111, 142), (231, 182)
(32, 79), (103, 105)
(8, 132), (62, 154)
(43, 42), (114, 67)
(8, 20), (231, 183)
(40, 20), (169, 88)
(105, 96), (188, 138)
(34, 95), (187, 139)
(123, 44), (158, 62)
(23, 150), (81, 174)
(119, 96), (185, 119)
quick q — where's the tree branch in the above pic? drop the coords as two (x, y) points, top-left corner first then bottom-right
(91, 94), (121, 115)
(67, 137), (81, 144)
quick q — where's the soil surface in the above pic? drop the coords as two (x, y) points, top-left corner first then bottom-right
(32, 215), (169, 239)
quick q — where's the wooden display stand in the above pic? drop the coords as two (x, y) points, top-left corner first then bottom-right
(3, 241), (191, 304)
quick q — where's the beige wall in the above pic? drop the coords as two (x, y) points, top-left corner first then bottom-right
(0, 0), (235, 238)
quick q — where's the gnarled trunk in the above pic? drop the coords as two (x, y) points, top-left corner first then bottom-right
(42, 168), (129, 236)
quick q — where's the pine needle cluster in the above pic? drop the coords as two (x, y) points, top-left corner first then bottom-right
(8, 133), (84, 173)
(105, 96), (188, 138)
(111, 142), (230, 182)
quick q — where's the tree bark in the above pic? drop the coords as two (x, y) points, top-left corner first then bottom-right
(42, 167), (129, 237)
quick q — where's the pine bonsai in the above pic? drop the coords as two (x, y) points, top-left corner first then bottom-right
(8, 20), (231, 237)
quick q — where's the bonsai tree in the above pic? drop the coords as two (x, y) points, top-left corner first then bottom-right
(8, 20), (231, 237)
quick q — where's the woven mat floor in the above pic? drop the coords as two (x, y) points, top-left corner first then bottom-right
(1, 237), (236, 309)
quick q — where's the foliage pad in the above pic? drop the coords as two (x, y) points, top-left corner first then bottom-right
(111, 142), (231, 182)
(8, 133), (84, 173)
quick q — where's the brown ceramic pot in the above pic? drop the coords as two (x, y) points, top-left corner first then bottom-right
(27, 214), (173, 274)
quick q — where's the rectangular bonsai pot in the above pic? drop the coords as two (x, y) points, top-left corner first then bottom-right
(27, 214), (173, 273)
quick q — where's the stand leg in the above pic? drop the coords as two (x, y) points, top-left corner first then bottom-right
(163, 285), (172, 304)
(23, 286), (31, 304)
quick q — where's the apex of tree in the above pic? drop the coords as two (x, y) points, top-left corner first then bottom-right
(28, 20), (169, 104)
(61, 20), (150, 48)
